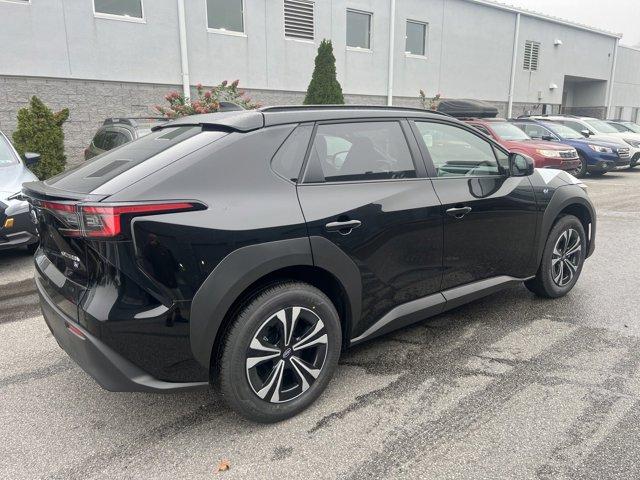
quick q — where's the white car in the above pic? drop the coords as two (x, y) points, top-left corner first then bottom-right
(531, 115), (640, 168)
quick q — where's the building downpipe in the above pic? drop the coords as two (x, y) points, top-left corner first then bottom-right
(606, 37), (620, 119)
(507, 12), (521, 119)
(177, 0), (191, 100)
(387, 0), (396, 106)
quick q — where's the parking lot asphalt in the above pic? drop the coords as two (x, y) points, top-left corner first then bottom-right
(2, 170), (640, 480)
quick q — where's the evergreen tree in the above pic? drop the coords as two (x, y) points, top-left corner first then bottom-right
(12, 96), (69, 180)
(304, 40), (344, 105)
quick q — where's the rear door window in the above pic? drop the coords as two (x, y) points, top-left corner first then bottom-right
(520, 124), (549, 139)
(307, 121), (416, 182)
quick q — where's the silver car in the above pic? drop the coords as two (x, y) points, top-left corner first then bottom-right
(0, 131), (39, 252)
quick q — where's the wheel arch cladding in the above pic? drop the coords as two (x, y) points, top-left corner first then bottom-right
(538, 185), (595, 267)
(189, 236), (362, 371)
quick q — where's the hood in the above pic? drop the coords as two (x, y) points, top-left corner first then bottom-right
(608, 131), (640, 147)
(0, 162), (38, 201)
(535, 168), (585, 187)
(587, 133), (630, 147)
(503, 139), (572, 151)
(568, 137), (625, 149)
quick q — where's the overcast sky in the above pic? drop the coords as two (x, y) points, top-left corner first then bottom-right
(499, 0), (640, 46)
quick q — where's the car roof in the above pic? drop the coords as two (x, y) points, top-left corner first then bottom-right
(154, 105), (455, 133)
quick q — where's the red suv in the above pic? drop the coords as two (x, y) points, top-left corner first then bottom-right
(465, 118), (581, 172)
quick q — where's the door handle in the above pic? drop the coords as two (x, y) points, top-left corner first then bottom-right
(325, 219), (362, 235)
(446, 206), (472, 219)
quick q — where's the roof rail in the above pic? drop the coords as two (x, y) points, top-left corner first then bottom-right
(259, 104), (453, 117)
(103, 117), (166, 126)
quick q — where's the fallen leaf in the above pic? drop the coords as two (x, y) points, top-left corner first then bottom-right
(215, 459), (231, 473)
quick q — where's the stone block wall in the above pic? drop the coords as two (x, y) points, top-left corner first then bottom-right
(2, 75), (584, 169)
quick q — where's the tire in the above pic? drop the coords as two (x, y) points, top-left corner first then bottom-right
(573, 153), (587, 178)
(216, 281), (342, 423)
(525, 215), (586, 299)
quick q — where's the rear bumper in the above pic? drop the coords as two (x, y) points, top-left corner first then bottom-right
(0, 209), (38, 251)
(37, 274), (208, 393)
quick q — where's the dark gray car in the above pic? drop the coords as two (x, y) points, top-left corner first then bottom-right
(0, 131), (39, 251)
(84, 117), (167, 160)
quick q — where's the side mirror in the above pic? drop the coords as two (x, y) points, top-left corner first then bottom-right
(509, 153), (535, 176)
(541, 135), (556, 142)
(580, 129), (591, 138)
(24, 152), (41, 166)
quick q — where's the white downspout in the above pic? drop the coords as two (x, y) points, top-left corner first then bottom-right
(177, 0), (191, 100)
(386, 0), (396, 106)
(606, 37), (619, 119)
(507, 12), (520, 118)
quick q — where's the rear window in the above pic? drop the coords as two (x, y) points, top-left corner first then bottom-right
(46, 126), (222, 194)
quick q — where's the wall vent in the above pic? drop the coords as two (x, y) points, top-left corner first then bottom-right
(523, 40), (541, 71)
(284, 0), (315, 40)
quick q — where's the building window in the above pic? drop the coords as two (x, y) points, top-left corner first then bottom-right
(405, 20), (427, 56)
(284, 0), (315, 41)
(93, 0), (143, 19)
(206, 0), (244, 33)
(346, 9), (372, 49)
(523, 40), (540, 71)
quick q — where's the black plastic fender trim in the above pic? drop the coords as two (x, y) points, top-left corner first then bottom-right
(190, 237), (313, 369)
(536, 185), (596, 268)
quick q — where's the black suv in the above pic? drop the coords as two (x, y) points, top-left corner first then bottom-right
(25, 106), (595, 422)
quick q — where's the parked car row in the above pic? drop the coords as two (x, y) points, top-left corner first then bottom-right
(435, 99), (640, 178)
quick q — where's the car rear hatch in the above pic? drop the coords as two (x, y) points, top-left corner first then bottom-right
(23, 123), (226, 324)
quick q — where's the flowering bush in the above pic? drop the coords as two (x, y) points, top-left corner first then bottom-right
(419, 90), (442, 111)
(155, 80), (260, 118)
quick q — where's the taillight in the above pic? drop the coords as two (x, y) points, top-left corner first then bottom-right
(40, 201), (200, 238)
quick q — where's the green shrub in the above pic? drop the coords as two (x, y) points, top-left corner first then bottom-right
(304, 40), (344, 105)
(12, 96), (69, 180)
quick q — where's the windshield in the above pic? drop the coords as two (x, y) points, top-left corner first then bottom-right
(0, 134), (19, 167)
(621, 122), (640, 133)
(490, 122), (531, 141)
(584, 119), (620, 134)
(543, 122), (583, 139)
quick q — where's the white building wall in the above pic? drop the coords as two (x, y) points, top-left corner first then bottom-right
(0, 0), (639, 164)
(612, 46), (640, 119)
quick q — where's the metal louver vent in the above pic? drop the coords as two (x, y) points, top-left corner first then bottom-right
(284, 0), (315, 40)
(523, 40), (540, 71)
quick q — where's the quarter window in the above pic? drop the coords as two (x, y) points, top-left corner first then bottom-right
(405, 20), (427, 56)
(94, 0), (143, 19)
(309, 122), (416, 182)
(207, 0), (244, 33)
(271, 125), (313, 182)
(346, 9), (372, 49)
(415, 122), (501, 177)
